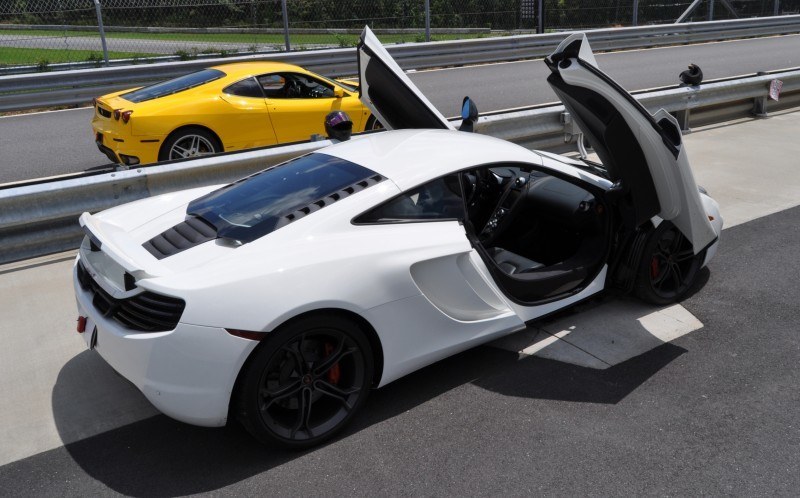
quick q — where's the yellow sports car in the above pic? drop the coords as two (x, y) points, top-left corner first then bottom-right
(91, 62), (377, 166)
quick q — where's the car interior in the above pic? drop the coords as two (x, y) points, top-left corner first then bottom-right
(462, 164), (609, 303)
(258, 73), (335, 99)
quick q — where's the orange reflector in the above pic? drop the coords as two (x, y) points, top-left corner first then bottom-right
(77, 316), (87, 333)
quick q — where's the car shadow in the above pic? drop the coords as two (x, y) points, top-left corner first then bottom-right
(52, 326), (685, 496)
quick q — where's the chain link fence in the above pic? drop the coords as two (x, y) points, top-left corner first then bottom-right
(2, 0), (799, 71)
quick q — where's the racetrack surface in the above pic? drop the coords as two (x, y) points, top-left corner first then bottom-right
(1, 34), (799, 184)
(0, 203), (798, 495)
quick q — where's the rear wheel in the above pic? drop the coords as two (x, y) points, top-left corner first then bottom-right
(159, 127), (220, 162)
(236, 314), (373, 449)
(635, 222), (704, 305)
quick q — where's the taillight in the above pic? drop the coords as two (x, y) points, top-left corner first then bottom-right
(113, 109), (120, 120)
(121, 110), (133, 124)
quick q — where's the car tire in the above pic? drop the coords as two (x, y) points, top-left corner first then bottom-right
(159, 127), (221, 162)
(235, 314), (373, 449)
(634, 221), (705, 305)
(365, 115), (383, 131)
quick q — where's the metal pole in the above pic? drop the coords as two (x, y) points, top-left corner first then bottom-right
(281, 0), (291, 52)
(632, 0), (639, 26)
(676, 0), (704, 22)
(93, 0), (109, 66)
(708, 0), (714, 21)
(537, 0), (544, 34)
(425, 0), (431, 42)
(774, 0), (780, 16)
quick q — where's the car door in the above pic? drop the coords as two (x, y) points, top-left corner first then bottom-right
(545, 33), (717, 254)
(357, 26), (455, 131)
(261, 72), (361, 143)
(218, 76), (277, 150)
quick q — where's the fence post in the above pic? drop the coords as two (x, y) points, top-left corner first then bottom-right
(537, 0), (544, 34)
(774, 0), (780, 15)
(708, 0), (714, 21)
(92, 0), (109, 66)
(632, 0), (639, 26)
(425, 0), (431, 42)
(281, 0), (291, 51)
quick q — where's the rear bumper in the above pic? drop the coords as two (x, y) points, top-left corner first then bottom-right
(73, 259), (259, 427)
(96, 139), (119, 163)
(92, 121), (161, 165)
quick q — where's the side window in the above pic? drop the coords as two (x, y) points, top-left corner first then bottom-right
(258, 74), (286, 98)
(223, 77), (264, 98)
(258, 73), (335, 99)
(355, 174), (463, 223)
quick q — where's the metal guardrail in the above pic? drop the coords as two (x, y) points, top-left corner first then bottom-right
(1, 68), (798, 264)
(2, 15), (800, 112)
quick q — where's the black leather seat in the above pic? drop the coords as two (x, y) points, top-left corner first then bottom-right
(488, 247), (545, 275)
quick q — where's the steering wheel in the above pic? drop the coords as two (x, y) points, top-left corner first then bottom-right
(286, 80), (302, 98)
(479, 173), (529, 245)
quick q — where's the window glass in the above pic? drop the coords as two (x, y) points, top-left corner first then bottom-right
(258, 73), (335, 99)
(356, 175), (463, 223)
(121, 69), (225, 103)
(223, 77), (264, 98)
(188, 153), (379, 243)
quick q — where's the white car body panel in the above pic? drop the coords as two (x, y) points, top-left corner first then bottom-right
(357, 27), (455, 131)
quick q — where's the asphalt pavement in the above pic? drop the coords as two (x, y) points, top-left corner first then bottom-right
(0, 203), (798, 495)
(1, 34), (799, 184)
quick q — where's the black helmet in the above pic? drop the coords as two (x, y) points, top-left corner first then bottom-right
(325, 111), (353, 141)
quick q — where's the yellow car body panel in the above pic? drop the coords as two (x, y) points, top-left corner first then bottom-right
(91, 62), (373, 165)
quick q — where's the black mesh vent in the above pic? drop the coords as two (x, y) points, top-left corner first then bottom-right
(278, 174), (385, 229)
(143, 215), (217, 260)
(77, 260), (185, 332)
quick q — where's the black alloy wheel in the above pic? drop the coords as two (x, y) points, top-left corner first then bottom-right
(236, 314), (373, 448)
(635, 222), (705, 305)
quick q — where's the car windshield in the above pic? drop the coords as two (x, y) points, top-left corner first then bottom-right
(187, 153), (378, 243)
(121, 69), (225, 103)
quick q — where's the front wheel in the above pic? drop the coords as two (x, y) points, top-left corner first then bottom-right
(365, 115), (383, 131)
(634, 222), (705, 305)
(236, 314), (373, 449)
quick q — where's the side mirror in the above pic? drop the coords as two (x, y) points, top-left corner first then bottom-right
(334, 87), (345, 98)
(459, 96), (478, 132)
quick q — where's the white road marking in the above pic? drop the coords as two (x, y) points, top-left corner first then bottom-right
(0, 106), (92, 119)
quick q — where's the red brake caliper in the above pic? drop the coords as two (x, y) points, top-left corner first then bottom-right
(324, 343), (341, 385)
(650, 257), (660, 279)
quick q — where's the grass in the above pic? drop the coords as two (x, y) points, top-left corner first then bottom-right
(0, 46), (150, 66)
(0, 28), (488, 47)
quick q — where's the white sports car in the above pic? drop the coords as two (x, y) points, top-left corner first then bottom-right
(73, 29), (722, 448)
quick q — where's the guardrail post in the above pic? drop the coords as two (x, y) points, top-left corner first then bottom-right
(92, 0), (109, 67)
(281, 0), (291, 52)
(633, 0), (639, 26)
(675, 110), (691, 132)
(425, 0), (431, 42)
